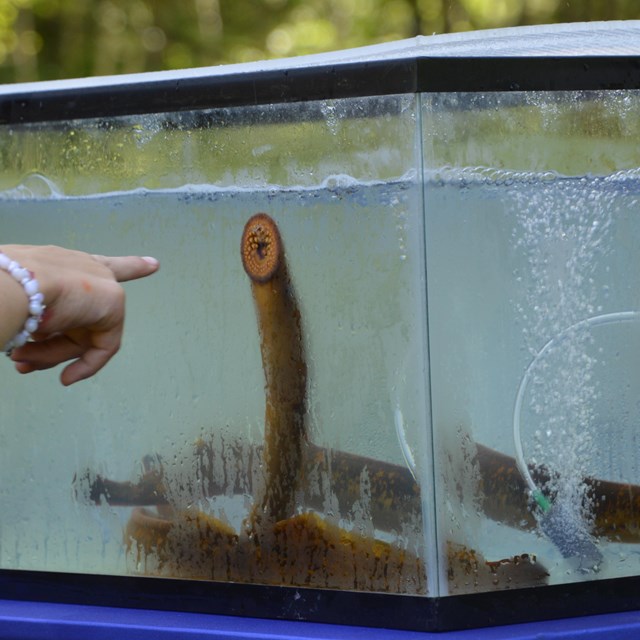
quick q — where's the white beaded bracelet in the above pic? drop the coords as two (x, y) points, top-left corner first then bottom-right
(0, 251), (46, 354)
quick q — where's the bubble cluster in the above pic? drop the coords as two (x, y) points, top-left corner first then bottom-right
(509, 170), (623, 542)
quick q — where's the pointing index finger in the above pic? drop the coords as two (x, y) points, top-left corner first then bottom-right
(92, 255), (160, 282)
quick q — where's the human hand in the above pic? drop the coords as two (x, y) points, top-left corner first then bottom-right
(2, 244), (159, 385)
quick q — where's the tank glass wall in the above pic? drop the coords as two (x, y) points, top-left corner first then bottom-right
(4, 79), (640, 606)
(0, 95), (434, 596)
(423, 90), (640, 594)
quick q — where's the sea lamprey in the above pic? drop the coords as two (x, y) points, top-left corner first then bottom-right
(241, 213), (307, 526)
(86, 440), (640, 546)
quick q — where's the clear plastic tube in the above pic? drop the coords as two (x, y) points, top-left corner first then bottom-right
(513, 310), (640, 507)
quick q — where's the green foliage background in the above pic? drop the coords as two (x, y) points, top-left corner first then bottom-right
(0, 0), (638, 83)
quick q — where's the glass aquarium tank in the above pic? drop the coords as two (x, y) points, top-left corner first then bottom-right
(0, 21), (640, 632)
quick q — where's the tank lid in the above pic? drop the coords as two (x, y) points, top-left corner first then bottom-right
(1, 21), (640, 124)
(335, 20), (640, 60)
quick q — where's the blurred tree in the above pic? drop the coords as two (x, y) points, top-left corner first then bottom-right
(0, 0), (637, 83)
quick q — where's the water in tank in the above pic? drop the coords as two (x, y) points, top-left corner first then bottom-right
(0, 20), (640, 632)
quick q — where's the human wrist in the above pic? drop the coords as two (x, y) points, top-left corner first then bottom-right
(0, 250), (46, 354)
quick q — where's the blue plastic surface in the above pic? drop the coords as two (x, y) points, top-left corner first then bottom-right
(1, 601), (640, 640)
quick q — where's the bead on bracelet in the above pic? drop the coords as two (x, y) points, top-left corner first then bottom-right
(0, 251), (46, 355)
